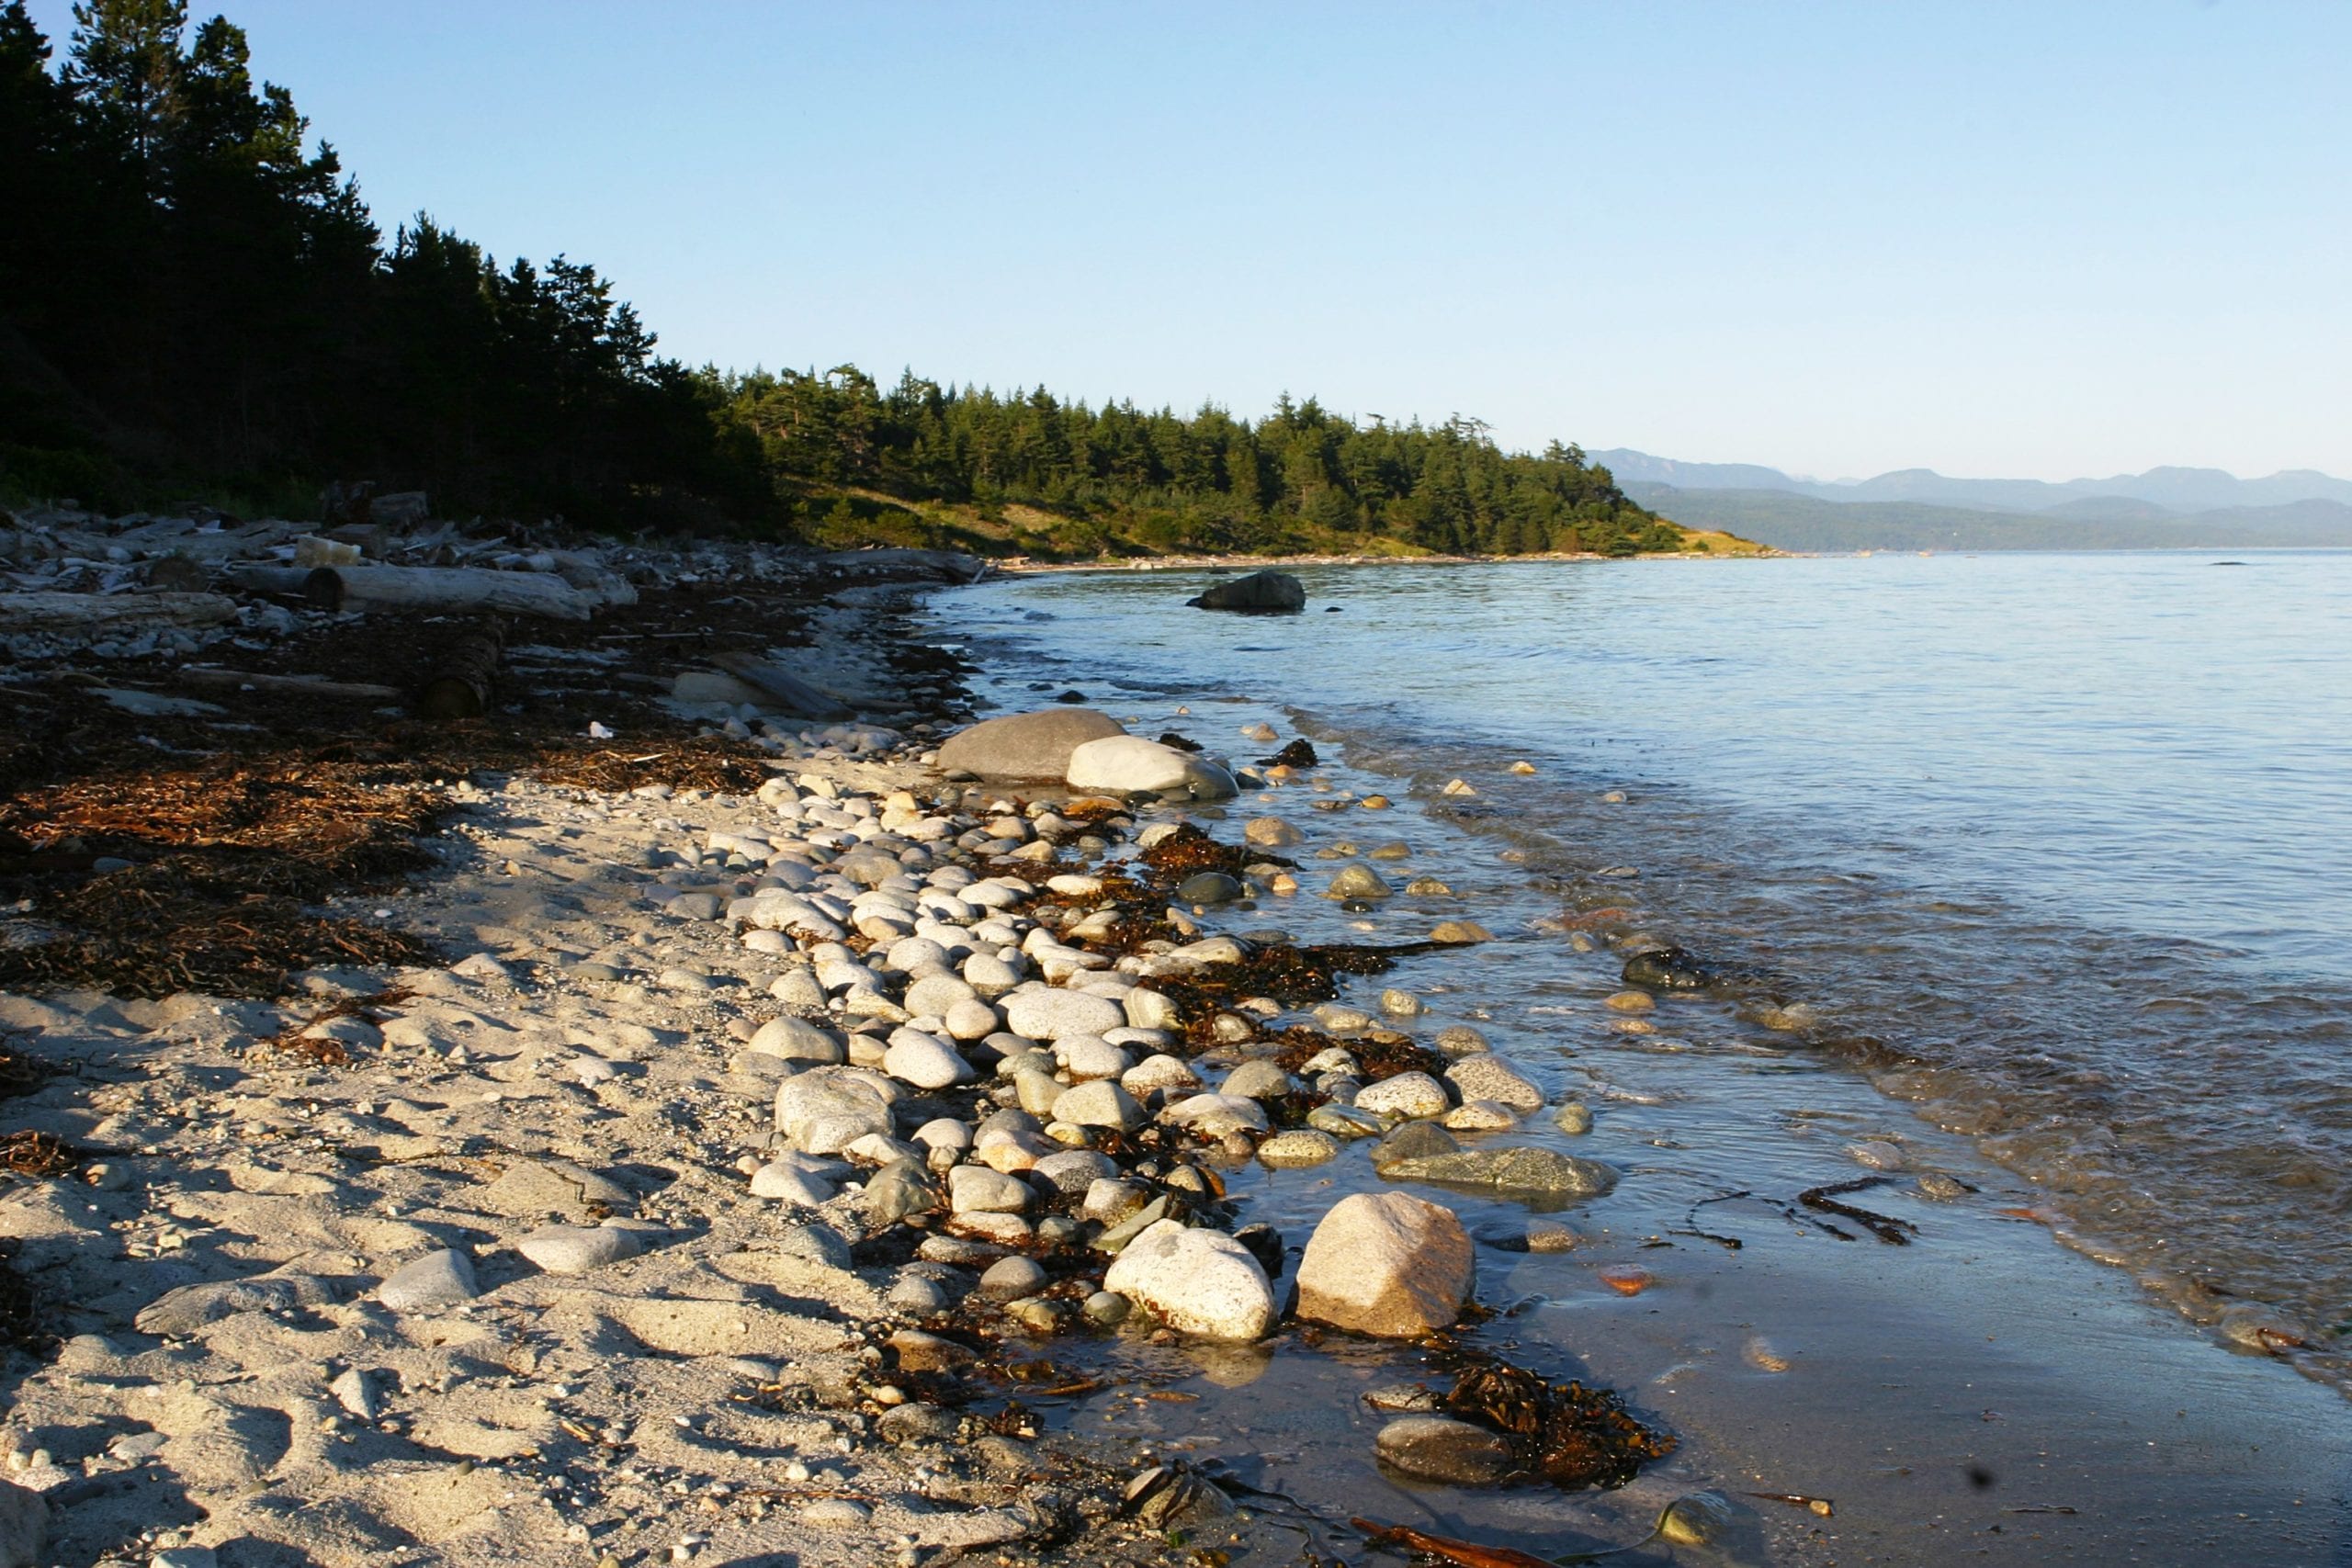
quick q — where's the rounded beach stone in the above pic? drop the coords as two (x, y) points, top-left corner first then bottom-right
(1296, 1190), (1475, 1337)
(978, 1256), (1048, 1300)
(1374, 1415), (1517, 1483)
(1002, 987), (1125, 1042)
(1159, 1091), (1271, 1138)
(948, 1165), (1031, 1214)
(1052, 1078), (1143, 1131)
(1057, 1034), (1132, 1081)
(1355, 1071), (1451, 1121)
(379, 1248), (479, 1311)
(882, 1033), (975, 1089)
(751, 1163), (837, 1205)
(1067, 735), (1238, 800)
(747, 1014), (845, 1066)
(1446, 1054), (1544, 1110)
(517, 1224), (641, 1275)
(1101, 1220), (1277, 1340)
(773, 1068), (896, 1153)
(1244, 817), (1303, 846)
(1325, 865), (1393, 900)
(1258, 1129), (1340, 1168)
(1220, 1059), (1295, 1100)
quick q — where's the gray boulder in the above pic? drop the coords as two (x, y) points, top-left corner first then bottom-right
(937, 708), (1125, 781)
(1188, 570), (1306, 613)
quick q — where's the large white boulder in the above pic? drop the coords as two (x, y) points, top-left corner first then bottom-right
(1066, 737), (1238, 801)
(1295, 1191), (1475, 1338)
(1102, 1220), (1277, 1340)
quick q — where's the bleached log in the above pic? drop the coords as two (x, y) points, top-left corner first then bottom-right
(705, 650), (853, 719)
(0, 591), (238, 636)
(223, 564), (341, 604)
(175, 667), (406, 701)
(305, 565), (600, 620)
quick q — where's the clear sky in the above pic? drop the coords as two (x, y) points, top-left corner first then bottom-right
(28, 0), (2352, 480)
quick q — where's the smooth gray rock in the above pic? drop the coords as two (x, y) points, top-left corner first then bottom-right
(1374, 1415), (1517, 1483)
(748, 1014), (846, 1066)
(517, 1224), (642, 1275)
(378, 1249), (479, 1312)
(136, 1273), (332, 1337)
(1379, 1145), (1619, 1201)
(937, 708), (1125, 782)
(1188, 570), (1306, 613)
(1101, 1220), (1276, 1340)
(865, 1156), (940, 1224)
(1446, 1054), (1544, 1110)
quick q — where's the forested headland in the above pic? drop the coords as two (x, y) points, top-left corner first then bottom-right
(0, 1), (1717, 558)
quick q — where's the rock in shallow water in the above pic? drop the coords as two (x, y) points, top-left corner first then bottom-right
(1380, 1144), (1620, 1201)
(1296, 1191), (1475, 1338)
(1374, 1415), (1517, 1483)
(1101, 1220), (1277, 1340)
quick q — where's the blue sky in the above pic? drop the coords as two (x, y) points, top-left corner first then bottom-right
(29, 1), (2352, 480)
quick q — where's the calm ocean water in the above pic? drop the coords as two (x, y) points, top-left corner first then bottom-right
(933, 551), (2352, 1362)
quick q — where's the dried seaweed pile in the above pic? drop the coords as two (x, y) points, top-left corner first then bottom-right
(526, 737), (772, 795)
(1438, 1350), (1678, 1489)
(0, 754), (448, 998)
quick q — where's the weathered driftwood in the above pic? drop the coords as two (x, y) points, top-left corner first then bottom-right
(304, 565), (600, 620)
(223, 564), (343, 606)
(175, 667), (406, 701)
(815, 547), (987, 583)
(0, 591), (238, 635)
(415, 620), (505, 720)
(705, 650), (853, 719)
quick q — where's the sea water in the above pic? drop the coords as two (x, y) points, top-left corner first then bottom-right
(925, 551), (2352, 1562)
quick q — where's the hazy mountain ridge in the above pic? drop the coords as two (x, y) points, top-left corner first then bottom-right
(1623, 482), (2352, 553)
(1591, 449), (2352, 514)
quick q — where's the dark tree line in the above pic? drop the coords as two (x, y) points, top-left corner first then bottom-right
(0, 0), (755, 523)
(720, 369), (1677, 556)
(1, 0), (1676, 554)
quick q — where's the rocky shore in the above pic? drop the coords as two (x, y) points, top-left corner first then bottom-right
(0, 510), (1702, 1568)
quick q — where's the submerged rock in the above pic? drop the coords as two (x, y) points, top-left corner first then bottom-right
(1380, 1144), (1619, 1201)
(1102, 1220), (1277, 1340)
(1374, 1415), (1517, 1483)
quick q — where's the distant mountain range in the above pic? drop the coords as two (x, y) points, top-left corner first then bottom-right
(1589, 448), (2352, 551)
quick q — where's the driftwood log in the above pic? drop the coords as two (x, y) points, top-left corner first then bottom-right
(0, 591), (239, 636)
(415, 620), (505, 720)
(223, 564), (343, 606)
(303, 565), (601, 620)
(175, 667), (406, 702)
(705, 651), (853, 719)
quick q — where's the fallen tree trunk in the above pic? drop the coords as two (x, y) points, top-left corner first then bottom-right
(0, 591), (238, 636)
(304, 565), (599, 620)
(705, 650), (854, 719)
(415, 620), (505, 720)
(175, 667), (406, 702)
(815, 547), (988, 583)
(223, 565), (342, 606)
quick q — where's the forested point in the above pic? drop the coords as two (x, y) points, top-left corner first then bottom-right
(0, 0), (1707, 559)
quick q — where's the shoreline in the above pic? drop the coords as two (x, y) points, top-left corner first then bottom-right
(0, 539), (2346, 1566)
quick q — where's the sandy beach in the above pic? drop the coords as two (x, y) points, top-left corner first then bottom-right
(2, 537), (2347, 1568)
